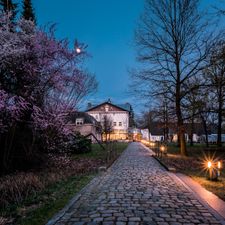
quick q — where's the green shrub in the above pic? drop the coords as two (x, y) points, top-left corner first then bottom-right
(68, 134), (92, 154)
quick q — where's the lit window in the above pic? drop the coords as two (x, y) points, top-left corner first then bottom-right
(113, 122), (117, 126)
(119, 122), (122, 126)
(76, 118), (83, 125)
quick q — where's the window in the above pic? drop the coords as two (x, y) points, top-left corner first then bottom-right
(76, 118), (84, 125)
(119, 122), (122, 126)
(113, 122), (117, 126)
(105, 105), (109, 112)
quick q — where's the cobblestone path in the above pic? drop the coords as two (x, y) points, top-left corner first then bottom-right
(50, 142), (224, 225)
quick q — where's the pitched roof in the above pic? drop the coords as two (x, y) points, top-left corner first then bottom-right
(66, 111), (98, 125)
(86, 100), (131, 112)
(118, 103), (132, 112)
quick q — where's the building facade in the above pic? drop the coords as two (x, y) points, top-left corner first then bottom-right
(86, 101), (131, 140)
(66, 111), (102, 142)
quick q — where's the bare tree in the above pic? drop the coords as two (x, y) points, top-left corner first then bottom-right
(101, 115), (113, 142)
(204, 41), (225, 147)
(132, 0), (212, 155)
(137, 109), (156, 141)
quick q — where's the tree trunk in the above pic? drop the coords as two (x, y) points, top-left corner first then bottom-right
(177, 109), (187, 155)
(217, 97), (222, 147)
(148, 127), (151, 142)
(190, 116), (194, 146)
(175, 76), (187, 156)
(201, 114), (209, 147)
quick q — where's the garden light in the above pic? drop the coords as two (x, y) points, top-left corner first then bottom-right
(207, 161), (212, 169)
(218, 161), (221, 169)
(204, 159), (222, 181)
(160, 146), (165, 152)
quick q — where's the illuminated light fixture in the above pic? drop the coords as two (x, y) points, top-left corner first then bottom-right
(218, 161), (221, 169)
(76, 47), (81, 54)
(207, 161), (212, 169)
(160, 145), (167, 153)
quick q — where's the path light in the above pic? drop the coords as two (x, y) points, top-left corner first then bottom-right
(218, 161), (222, 169)
(160, 145), (167, 154)
(217, 161), (222, 177)
(205, 159), (221, 181)
(207, 161), (212, 169)
(206, 160), (214, 180)
(160, 145), (165, 152)
(159, 144), (167, 158)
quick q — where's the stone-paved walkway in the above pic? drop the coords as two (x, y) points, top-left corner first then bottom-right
(48, 142), (225, 225)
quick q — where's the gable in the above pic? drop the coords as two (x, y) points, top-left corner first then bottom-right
(86, 102), (127, 112)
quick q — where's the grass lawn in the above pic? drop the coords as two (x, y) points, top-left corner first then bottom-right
(73, 142), (129, 166)
(159, 143), (225, 201)
(17, 174), (94, 225)
(0, 142), (129, 225)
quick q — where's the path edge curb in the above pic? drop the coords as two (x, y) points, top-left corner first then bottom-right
(45, 174), (100, 225)
(151, 155), (225, 224)
(168, 172), (225, 224)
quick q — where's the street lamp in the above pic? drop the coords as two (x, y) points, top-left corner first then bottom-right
(76, 47), (81, 54)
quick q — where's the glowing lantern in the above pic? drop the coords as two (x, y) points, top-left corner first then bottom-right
(207, 161), (212, 169)
(218, 161), (221, 169)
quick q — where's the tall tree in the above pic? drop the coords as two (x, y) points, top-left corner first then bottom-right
(0, 16), (97, 173)
(0, 0), (17, 22)
(204, 41), (225, 147)
(22, 0), (36, 23)
(131, 0), (211, 156)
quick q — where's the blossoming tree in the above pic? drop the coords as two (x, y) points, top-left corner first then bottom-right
(0, 14), (97, 174)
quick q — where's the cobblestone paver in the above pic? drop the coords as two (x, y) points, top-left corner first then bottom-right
(51, 142), (224, 225)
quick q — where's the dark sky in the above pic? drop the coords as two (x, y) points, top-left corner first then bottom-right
(32, 0), (222, 113)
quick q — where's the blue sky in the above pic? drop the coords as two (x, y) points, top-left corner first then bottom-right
(32, 0), (144, 111)
(30, 0), (223, 113)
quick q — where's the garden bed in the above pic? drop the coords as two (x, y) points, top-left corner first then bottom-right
(0, 142), (129, 225)
(155, 144), (225, 201)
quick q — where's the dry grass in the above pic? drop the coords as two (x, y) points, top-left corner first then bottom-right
(158, 144), (225, 201)
(0, 154), (104, 208)
(0, 142), (129, 225)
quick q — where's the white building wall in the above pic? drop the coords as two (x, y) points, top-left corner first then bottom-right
(141, 129), (150, 140)
(87, 111), (129, 131)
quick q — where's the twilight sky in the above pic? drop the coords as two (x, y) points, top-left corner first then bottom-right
(31, 0), (222, 113)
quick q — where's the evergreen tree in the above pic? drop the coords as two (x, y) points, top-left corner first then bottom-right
(0, 0), (17, 21)
(22, 0), (36, 24)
